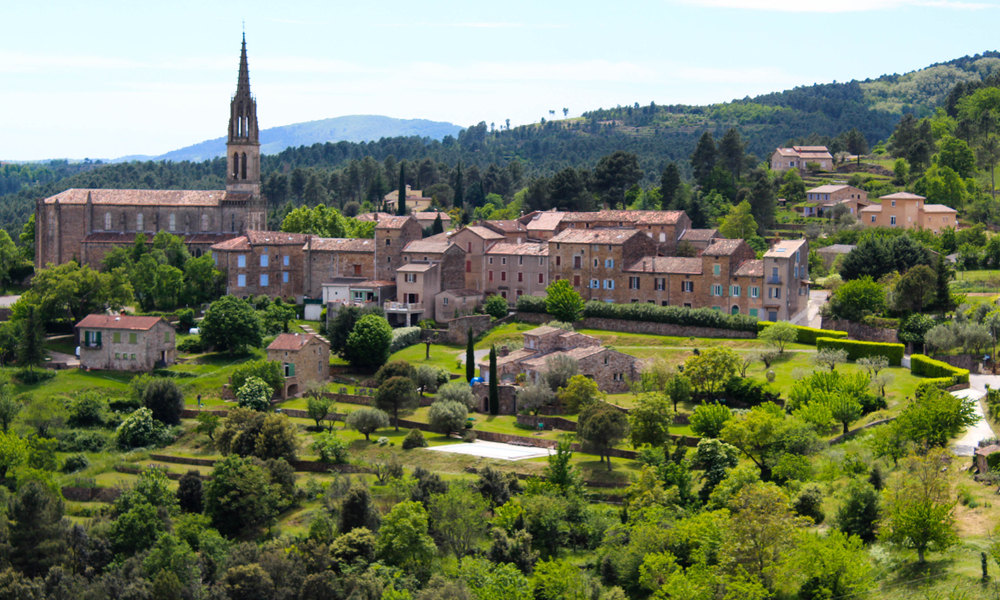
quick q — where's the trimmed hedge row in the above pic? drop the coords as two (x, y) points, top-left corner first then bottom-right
(915, 378), (956, 399)
(815, 337), (905, 365)
(757, 322), (848, 345)
(516, 295), (758, 332)
(910, 354), (970, 384)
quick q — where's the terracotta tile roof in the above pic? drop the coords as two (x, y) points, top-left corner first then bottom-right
(923, 204), (957, 213)
(308, 238), (375, 252)
(561, 210), (686, 225)
(733, 259), (764, 277)
(397, 262), (437, 273)
(775, 148), (798, 157)
(413, 211), (451, 222)
(860, 204), (882, 213)
(478, 348), (537, 368)
(793, 146), (829, 152)
(764, 239), (807, 257)
(403, 240), (453, 254)
(817, 244), (856, 254)
(549, 228), (642, 245)
(463, 226), (505, 240)
(437, 288), (481, 297)
(484, 220), (527, 233)
(352, 280), (395, 288)
(521, 346), (605, 369)
(523, 211), (566, 232)
(375, 216), (416, 230)
(975, 445), (1000, 456)
(880, 192), (924, 200)
(355, 212), (394, 222)
(246, 231), (311, 246)
(703, 239), (747, 256)
(485, 242), (548, 256)
(524, 326), (566, 338)
(807, 185), (851, 194)
(77, 314), (164, 331)
(43, 188), (240, 206)
(624, 257), (702, 274)
(211, 236), (251, 251)
(680, 229), (718, 242)
(267, 332), (326, 351)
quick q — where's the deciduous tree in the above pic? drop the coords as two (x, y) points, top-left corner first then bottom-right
(346, 407), (390, 441)
(375, 376), (418, 431)
(577, 402), (629, 470)
(200, 296), (263, 354)
(879, 450), (958, 564)
(344, 314), (393, 370)
(544, 280), (584, 323)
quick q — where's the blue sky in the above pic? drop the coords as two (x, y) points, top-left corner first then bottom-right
(2, 0), (998, 160)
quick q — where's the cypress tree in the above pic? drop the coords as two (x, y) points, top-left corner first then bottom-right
(488, 345), (499, 415)
(466, 328), (475, 382)
(17, 305), (45, 374)
(432, 213), (444, 234)
(659, 163), (681, 209)
(454, 162), (464, 208)
(397, 163), (406, 215)
(934, 252), (953, 313)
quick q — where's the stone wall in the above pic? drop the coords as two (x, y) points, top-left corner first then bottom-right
(471, 382), (518, 414)
(61, 486), (122, 502)
(822, 318), (899, 344)
(931, 354), (980, 373)
(446, 314), (493, 345)
(517, 413), (578, 431)
(517, 312), (755, 339)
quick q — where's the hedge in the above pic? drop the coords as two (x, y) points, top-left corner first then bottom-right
(582, 301), (758, 332)
(389, 327), (422, 354)
(757, 322), (848, 345)
(915, 378), (956, 399)
(815, 338), (905, 365)
(910, 354), (970, 384)
(516, 295), (547, 314)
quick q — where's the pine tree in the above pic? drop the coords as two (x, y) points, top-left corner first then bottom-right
(688, 194), (707, 229)
(718, 128), (746, 188)
(690, 132), (717, 187)
(397, 164), (407, 216)
(488, 346), (499, 415)
(466, 328), (475, 383)
(17, 305), (45, 374)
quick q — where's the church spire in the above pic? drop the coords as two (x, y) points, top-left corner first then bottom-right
(236, 33), (251, 100)
(226, 33), (262, 213)
(228, 33), (257, 144)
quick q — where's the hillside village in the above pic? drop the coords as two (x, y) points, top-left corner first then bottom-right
(8, 34), (1000, 600)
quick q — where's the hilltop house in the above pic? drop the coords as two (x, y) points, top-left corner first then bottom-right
(771, 146), (834, 172)
(860, 192), (957, 234)
(76, 315), (176, 372)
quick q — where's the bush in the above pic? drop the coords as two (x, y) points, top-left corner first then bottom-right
(236, 376), (273, 412)
(14, 368), (55, 385)
(757, 322), (848, 345)
(910, 354), (970, 384)
(311, 432), (349, 464)
(860, 315), (900, 330)
(177, 336), (204, 353)
(428, 400), (468, 434)
(143, 378), (185, 425)
(117, 407), (170, 449)
(793, 484), (825, 524)
(402, 428), (428, 449)
(178, 308), (196, 330)
(582, 301), (757, 332)
(230, 360), (284, 398)
(815, 338), (904, 365)
(915, 378), (958, 399)
(68, 391), (108, 427)
(389, 327), (422, 354)
(62, 453), (90, 473)
(57, 429), (113, 452)
(485, 295), (509, 320)
(516, 295), (547, 314)
(722, 376), (779, 408)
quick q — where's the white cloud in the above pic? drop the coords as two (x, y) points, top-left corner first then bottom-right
(672, 0), (993, 11)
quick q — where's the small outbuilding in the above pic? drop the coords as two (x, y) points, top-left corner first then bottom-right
(266, 332), (330, 399)
(975, 444), (1000, 474)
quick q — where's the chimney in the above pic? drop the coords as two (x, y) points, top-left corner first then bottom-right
(499, 345), (510, 358)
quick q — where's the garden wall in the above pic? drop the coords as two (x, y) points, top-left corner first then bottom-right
(446, 315), (494, 345)
(61, 486), (121, 502)
(931, 354), (980, 373)
(822, 318), (899, 344)
(516, 312), (755, 339)
(517, 414), (578, 432)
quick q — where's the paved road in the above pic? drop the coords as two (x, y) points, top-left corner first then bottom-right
(794, 290), (829, 328)
(953, 375), (1000, 456)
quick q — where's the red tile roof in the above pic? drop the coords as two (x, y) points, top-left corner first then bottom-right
(484, 220), (527, 233)
(413, 211), (451, 221)
(485, 242), (548, 256)
(403, 240), (454, 254)
(375, 216), (416, 229)
(549, 228), (642, 245)
(703, 239), (748, 256)
(624, 257), (702, 274)
(438, 288), (481, 297)
(246, 231), (311, 246)
(679, 229), (719, 242)
(463, 226), (505, 240)
(733, 259), (764, 277)
(76, 314), (164, 331)
(43, 188), (242, 206)
(879, 192), (924, 200)
(308, 238), (375, 252)
(561, 210), (686, 225)
(211, 236), (251, 251)
(267, 332), (327, 351)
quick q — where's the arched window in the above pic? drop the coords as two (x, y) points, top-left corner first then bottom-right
(136, 213), (144, 231)
(233, 153), (239, 179)
(731, 306), (740, 315)
(201, 214), (209, 231)
(104, 212), (111, 230)
(241, 153), (247, 180)
(168, 213), (176, 231)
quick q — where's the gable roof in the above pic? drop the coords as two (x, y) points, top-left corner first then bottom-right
(267, 332), (326, 352)
(397, 262), (438, 273)
(764, 239), (807, 257)
(77, 314), (165, 331)
(412, 211), (451, 222)
(679, 229), (719, 242)
(375, 215), (417, 230)
(211, 236), (251, 251)
(246, 231), (311, 246)
(807, 185), (851, 194)
(484, 220), (527, 233)
(561, 210), (686, 225)
(355, 212), (394, 222)
(462, 226), (505, 240)
(43, 188), (240, 207)
(523, 211), (567, 232)
(549, 228), (642, 245)
(703, 239), (747, 256)
(436, 288), (481, 298)
(403, 240), (454, 254)
(485, 242), (548, 256)
(308, 238), (375, 252)
(733, 259), (764, 277)
(923, 204), (957, 213)
(880, 192), (924, 201)
(624, 257), (702, 275)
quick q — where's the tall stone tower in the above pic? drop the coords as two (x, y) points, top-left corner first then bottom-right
(227, 34), (267, 230)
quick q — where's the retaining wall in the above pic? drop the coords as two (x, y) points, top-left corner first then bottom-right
(516, 312), (755, 338)
(61, 486), (121, 502)
(822, 318), (899, 344)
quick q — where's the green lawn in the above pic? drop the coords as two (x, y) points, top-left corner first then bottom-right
(389, 342), (466, 376)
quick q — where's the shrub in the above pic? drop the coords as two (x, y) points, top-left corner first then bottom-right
(14, 368), (55, 385)
(402, 428), (428, 449)
(793, 484), (825, 524)
(311, 432), (349, 464)
(485, 294), (510, 320)
(814, 338), (904, 365)
(757, 322), (848, 345)
(230, 360), (284, 398)
(389, 327), (422, 354)
(177, 336), (204, 353)
(428, 400), (468, 434)
(583, 301), (757, 332)
(236, 376), (273, 412)
(57, 429), (113, 452)
(178, 308), (196, 331)
(62, 453), (90, 473)
(915, 378), (956, 399)
(860, 315), (900, 330)
(722, 376), (779, 408)
(516, 295), (547, 314)
(143, 378), (185, 425)
(68, 391), (107, 427)
(117, 407), (170, 449)
(910, 354), (970, 384)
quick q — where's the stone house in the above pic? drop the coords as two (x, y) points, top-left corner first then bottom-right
(302, 237), (375, 299)
(383, 185), (433, 214)
(435, 289), (483, 322)
(859, 192), (957, 234)
(483, 242), (550, 303)
(678, 229), (721, 253)
(547, 228), (659, 303)
(481, 219), (530, 244)
(211, 231), (311, 301)
(375, 215), (423, 282)
(36, 36), (266, 269)
(701, 239), (758, 313)
(401, 239), (466, 287)
(802, 185), (869, 218)
(621, 256), (705, 307)
(762, 239), (810, 322)
(476, 326), (639, 397)
(450, 225), (506, 291)
(770, 146), (834, 172)
(731, 259), (765, 318)
(519, 210), (567, 241)
(412, 210), (452, 231)
(76, 315), (176, 372)
(391, 262), (441, 325)
(559, 210), (691, 256)
(266, 332), (330, 399)
(816, 244), (855, 270)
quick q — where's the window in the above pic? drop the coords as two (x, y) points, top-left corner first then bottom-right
(467, 242), (472, 252)
(574, 275), (581, 287)
(283, 255), (289, 266)
(443, 297), (449, 306)
(659, 232), (666, 242)
(405, 273), (416, 283)
(711, 284), (723, 296)
(538, 273), (544, 284)
(237, 274), (246, 287)
(593, 258), (599, 268)
(605, 259), (614, 268)
(260, 274), (269, 287)
(556, 256), (561, 266)
(137, 213), (144, 230)
(113, 332), (121, 343)
(772, 267), (779, 278)
(104, 212), (112, 230)
(466, 260), (471, 273)
(164, 331), (171, 343)
(713, 264), (721, 276)
(283, 272), (289, 283)
(539, 257), (544, 266)
(891, 200), (896, 207)
(890, 216), (897, 226)
(590, 279), (599, 288)
(713, 306), (721, 311)
(518, 256), (523, 265)
(750, 286), (760, 298)
(202, 214), (209, 231)
(655, 278), (665, 291)
(682, 281), (693, 293)
(501, 271), (507, 281)
(604, 280), (614, 290)
(131, 354), (136, 360)
(129, 333), (137, 344)
(169, 213), (176, 231)
(749, 308), (758, 318)
(385, 238), (392, 247)
(662, 301), (669, 306)
(731, 285), (740, 297)
(871, 215), (876, 223)
(501, 257), (507, 265)
(284, 363), (295, 377)
(518, 272), (523, 282)
(237, 255), (246, 268)
(488, 257), (494, 265)
(573, 256), (582, 269)
(261, 254), (269, 267)
(488, 271), (494, 282)
(629, 277), (640, 290)
(770, 287), (781, 299)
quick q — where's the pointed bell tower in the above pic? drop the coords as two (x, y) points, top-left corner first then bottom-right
(226, 34), (266, 230)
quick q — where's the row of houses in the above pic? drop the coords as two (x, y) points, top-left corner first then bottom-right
(794, 184), (956, 234)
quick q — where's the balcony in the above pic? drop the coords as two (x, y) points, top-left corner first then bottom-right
(384, 301), (424, 313)
(82, 342), (102, 350)
(767, 276), (782, 284)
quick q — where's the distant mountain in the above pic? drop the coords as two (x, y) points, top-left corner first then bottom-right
(138, 115), (462, 163)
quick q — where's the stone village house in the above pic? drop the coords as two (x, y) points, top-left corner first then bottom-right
(266, 332), (330, 399)
(76, 315), (176, 372)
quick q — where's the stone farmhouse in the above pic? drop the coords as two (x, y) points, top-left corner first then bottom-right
(77, 315), (176, 372)
(35, 36), (266, 269)
(476, 327), (639, 401)
(800, 185), (870, 218)
(770, 146), (834, 172)
(860, 192), (957, 234)
(266, 332), (330, 399)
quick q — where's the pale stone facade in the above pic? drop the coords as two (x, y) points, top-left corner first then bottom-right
(483, 242), (549, 303)
(77, 315), (176, 372)
(770, 146), (834, 172)
(762, 239), (810, 322)
(801, 185), (870, 217)
(266, 333), (330, 399)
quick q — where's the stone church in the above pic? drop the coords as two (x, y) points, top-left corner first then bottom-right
(35, 35), (267, 269)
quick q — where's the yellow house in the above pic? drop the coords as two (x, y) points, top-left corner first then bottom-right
(859, 192), (957, 234)
(384, 185), (434, 213)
